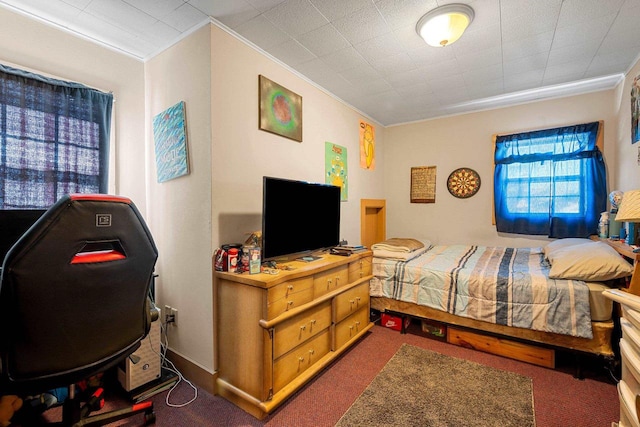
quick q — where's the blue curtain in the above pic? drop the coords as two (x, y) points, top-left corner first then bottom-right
(0, 64), (112, 209)
(494, 121), (606, 238)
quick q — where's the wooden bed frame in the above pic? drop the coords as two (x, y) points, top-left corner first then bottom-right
(359, 205), (629, 371)
(371, 295), (615, 373)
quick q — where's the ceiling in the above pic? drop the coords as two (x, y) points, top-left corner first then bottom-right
(1, 0), (639, 126)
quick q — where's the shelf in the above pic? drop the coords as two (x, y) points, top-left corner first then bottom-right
(590, 236), (640, 262)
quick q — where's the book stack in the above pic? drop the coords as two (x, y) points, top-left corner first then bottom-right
(331, 245), (367, 256)
(127, 367), (179, 403)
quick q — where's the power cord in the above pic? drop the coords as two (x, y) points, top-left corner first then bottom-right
(147, 317), (198, 408)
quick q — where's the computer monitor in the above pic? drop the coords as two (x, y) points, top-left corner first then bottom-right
(0, 209), (46, 263)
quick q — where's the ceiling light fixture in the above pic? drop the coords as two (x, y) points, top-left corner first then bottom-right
(416, 3), (475, 47)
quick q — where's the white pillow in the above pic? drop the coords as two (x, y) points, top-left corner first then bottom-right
(543, 238), (594, 259)
(547, 241), (633, 281)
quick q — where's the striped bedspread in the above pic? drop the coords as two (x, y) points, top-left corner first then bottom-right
(370, 245), (593, 339)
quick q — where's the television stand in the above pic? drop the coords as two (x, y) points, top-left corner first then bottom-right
(214, 251), (373, 419)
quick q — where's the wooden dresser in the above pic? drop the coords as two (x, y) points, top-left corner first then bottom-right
(214, 251), (373, 419)
(604, 289), (640, 427)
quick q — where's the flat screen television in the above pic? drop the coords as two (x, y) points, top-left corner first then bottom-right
(0, 209), (47, 263)
(262, 176), (341, 261)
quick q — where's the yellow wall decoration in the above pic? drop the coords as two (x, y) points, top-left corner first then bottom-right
(359, 120), (375, 170)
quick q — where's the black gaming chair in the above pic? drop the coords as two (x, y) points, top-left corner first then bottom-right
(0, 194), (159, 426)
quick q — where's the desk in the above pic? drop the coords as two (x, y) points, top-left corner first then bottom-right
(590, 236), (640, 262)
(591, 236), (640, 296)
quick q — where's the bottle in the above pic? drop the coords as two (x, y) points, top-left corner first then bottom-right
(228, 248), (239, 273)
(598, 212), (609, 238)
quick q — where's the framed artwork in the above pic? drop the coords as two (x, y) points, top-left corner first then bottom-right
(359, 120), (375, 170)
(411, 166), (436, 203)
(447, 167), (481, 198)
(632, 74), (640, 144)
(259, 75), (302, 142)
(325, 142), (348, 201)
(152, 101), (189, 183)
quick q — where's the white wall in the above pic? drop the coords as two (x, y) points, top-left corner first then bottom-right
(145, 25), (213, 372)
(143, 23), (386, 374)
(0, 7), (147, 213)
(210, 24), (386, 254)
(384, 91), (618, 248)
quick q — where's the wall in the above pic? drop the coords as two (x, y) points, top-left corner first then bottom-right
(0, 7), (146, 213)
(144, 25), (213, 373)
(209, 24), (386, 371)
(384, 90), (617, 248)
(613, 58), (640, 191)
(210, 24), (385, 253)
(143, 23), (386, 375)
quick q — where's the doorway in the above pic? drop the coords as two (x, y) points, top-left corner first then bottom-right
(360, 199), (386, 249)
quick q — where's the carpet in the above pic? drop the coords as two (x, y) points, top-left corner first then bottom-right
(335, 344), (535, 427)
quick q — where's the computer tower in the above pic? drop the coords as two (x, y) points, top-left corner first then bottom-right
(118, 307), (162, 392)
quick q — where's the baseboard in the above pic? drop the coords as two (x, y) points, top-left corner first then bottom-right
(166, 348), (217, 395)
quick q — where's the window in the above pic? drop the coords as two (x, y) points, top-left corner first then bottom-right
(0, 64), (113, 209)
(494, 122), (606, 238)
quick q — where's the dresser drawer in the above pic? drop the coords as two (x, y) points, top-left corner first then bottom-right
(619, 380), (640, 427)
(268, 277), (314, 319)
(313, 265), (348, 297)
(621, 338), (640, 398)
(348, 257), (372, 282)
(273, 328), (330, 393)
(334, 306), (369, 350)
(333, 281), (369, 323)
(273, 301), (332, 359)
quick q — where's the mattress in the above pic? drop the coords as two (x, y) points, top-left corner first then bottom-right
(371, 245), (602, 339)
(585, 282), (613, 321)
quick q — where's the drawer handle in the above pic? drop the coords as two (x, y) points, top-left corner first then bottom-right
(309, 349), (315, 356)
(300, 325), (306, 331)
(335, 277), (340, 286)
(298, 356), (305, 363)
(287, 284), (294, 294)
(350, 299), (355, 306)
(287, 301), (294, 309)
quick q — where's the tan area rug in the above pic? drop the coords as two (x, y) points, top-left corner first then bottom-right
(335, 344), (535, 427)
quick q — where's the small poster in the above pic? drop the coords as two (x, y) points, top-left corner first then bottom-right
(325, 142), (348, 201)
(411, 166), (437, 203)
(359, 120), (375, 170)
(153, 101), (189, 183)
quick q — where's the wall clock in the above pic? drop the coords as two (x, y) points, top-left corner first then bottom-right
(447, 167), (481, 198)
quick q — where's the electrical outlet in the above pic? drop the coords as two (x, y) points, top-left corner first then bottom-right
(164, 305), (175, 324)
(171, 307), (178, 326)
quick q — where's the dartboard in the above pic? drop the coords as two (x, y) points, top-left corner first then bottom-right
(447, 167), (481, 198)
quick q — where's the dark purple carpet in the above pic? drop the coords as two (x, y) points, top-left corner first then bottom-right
(22, 322), (618, 426)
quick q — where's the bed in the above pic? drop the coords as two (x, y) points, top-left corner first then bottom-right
(370, 238), (634, 366)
